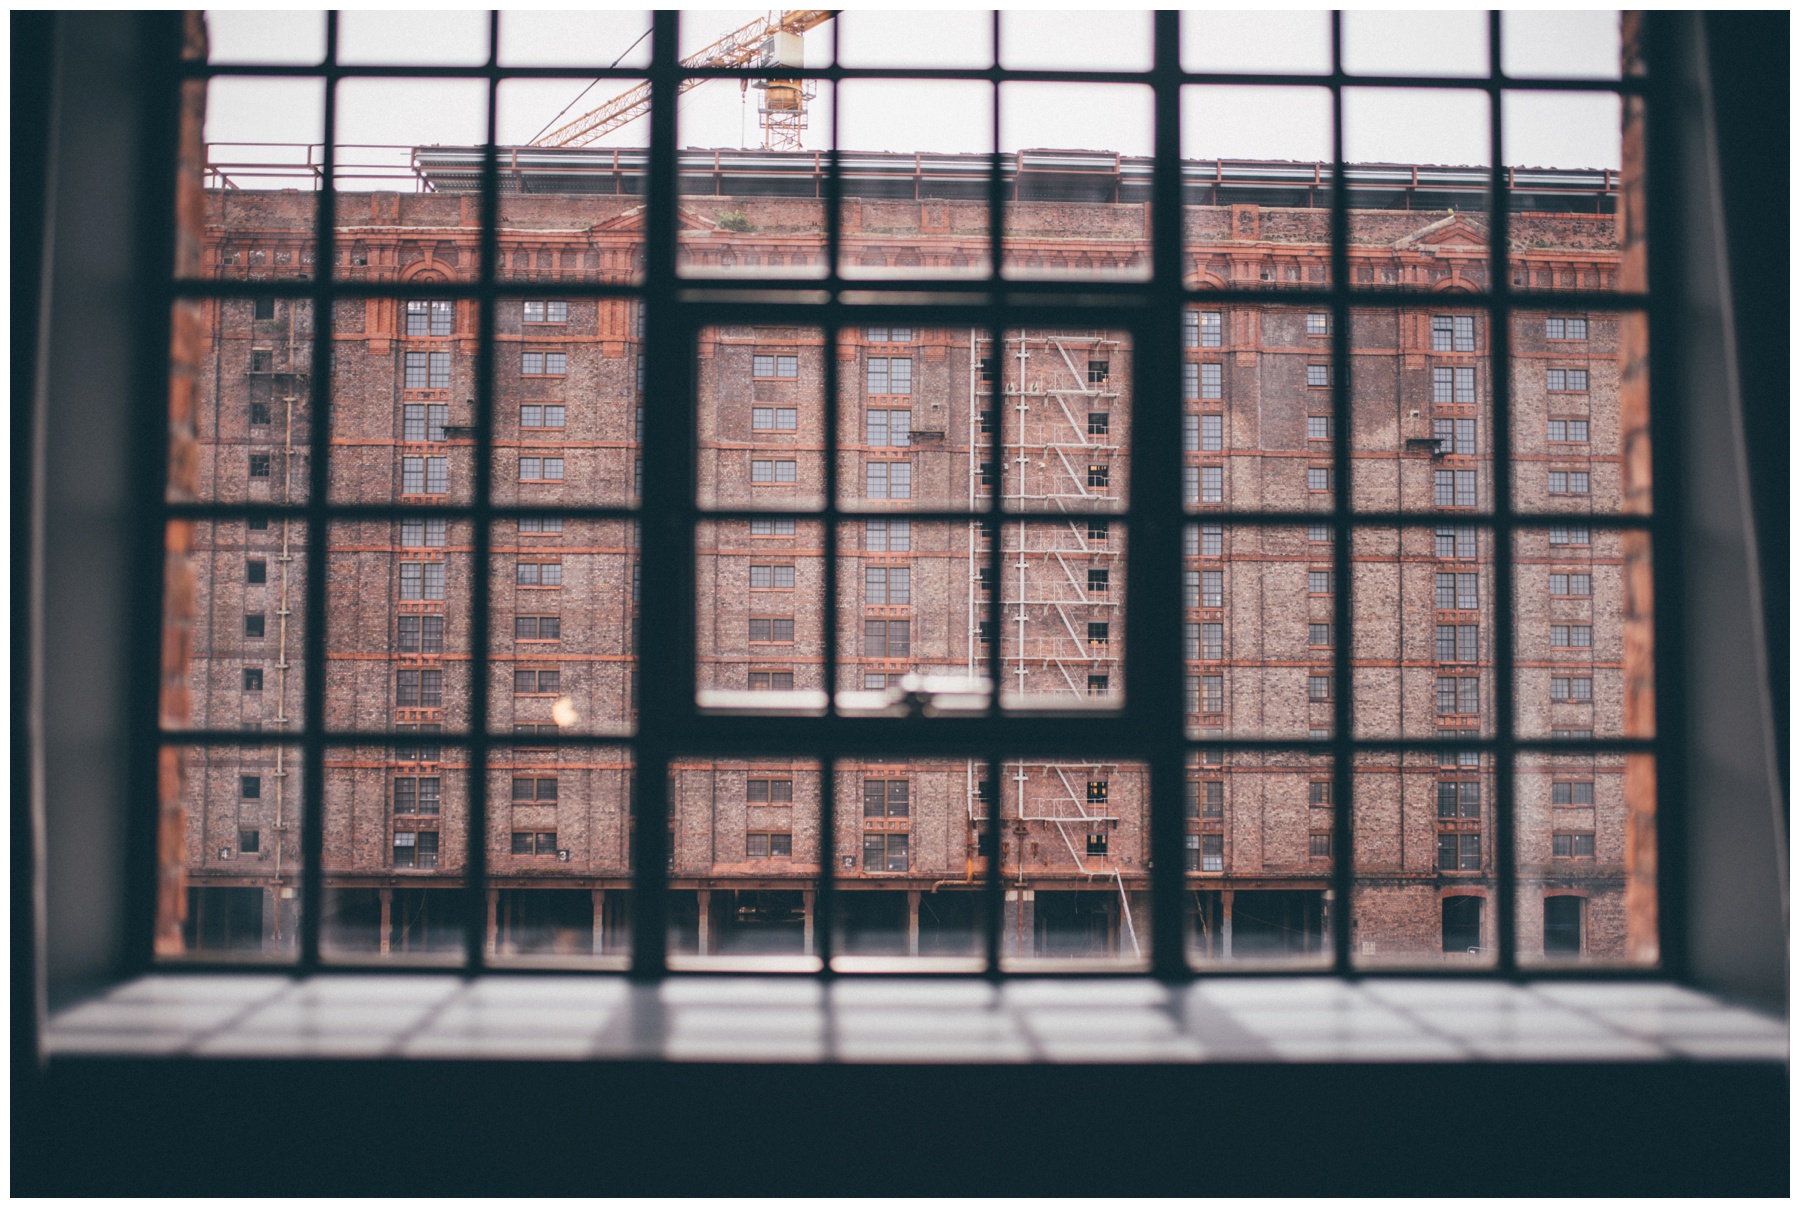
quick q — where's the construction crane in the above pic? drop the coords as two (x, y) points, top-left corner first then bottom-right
(533, 11), (835, 152)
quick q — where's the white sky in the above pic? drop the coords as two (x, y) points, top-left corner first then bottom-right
(204, 8), (1622, 174)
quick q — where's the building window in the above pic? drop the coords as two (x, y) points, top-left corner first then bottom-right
(1308, 622), (1333, 648)
(750, 564), (796, 590)
(1543, 895), (1583, 954)
(1087, 411), (1109, 437)
(404, 403), (451, 441)
(1306, 467), (1332, 492)
(404, 350), (452, 389)
(515, 562), (563, 587)
(1086, 359), (1110, 385)
(1088, 621), (1110, 648)
(1550, 677), (1594, 702)
(1431, 366), (1477, 404)
(522, 300), (568, 324)
(1436, 780), (1481, 819)
(1436, 624), (1479, 662)
(244, 613), (265, 639)
(1307, 524), (1329, 544)
(401, 518), (448, 546)
(746, 777), (794, 803)
(519, 456), (565, 482)
(1087, 462), (1110, 489)
(753, 459), (798, 484)
(751, 517), (798, 537)
(401, 456), (449, 495)
(1552, 781), (1596, 805)
(1546, 368), (1590, 392)
(1308, 833), (1332, 860)
(1306, 312), (1330, 336)
(1432, 572), (1479, 610)
(1433, 417), (1476, 455)
(514, 669), (561, 695)
(751, 406), (799, 432)
(863, 778), (910, 818)
(1182, 363), (1199, 399)
(748, 670), (796, 691)
(1087, 567), (1110, 594)
(746, 833), (793, 858)
(404, 299), (454, 336)
(1552, 833), (1597, 859)
(1434, 469), (1478, 507)
(1548, 526), (1592, 546)
(1549, 625), (1593, 648)
(398, 563), (447, 600)
(1305, 364), (1330, 388)
(394, 776), (442, 816)
(864, 518), (910, 551)
(1545, 316), (1589, 341)
(509, 832), (560, 857)
(749, 616), (797, 644)
(864, 566), (910, 605)
(1309, 781), (1332, 806)
(1198, 311), (1222, 347)
(392, 831), (440, 869)
(1199, 363), (1222, 399)
(515, 616), (561, 640)
(1430, 314), (1477, 352)
(1200, 622), (1224, 660)
(863, 619), (910, 657)
(861, 832), (909, 872)
(1547, 470), (1591, 495)
(864, 461), (910, 498)
(1435, 525), (1477, 559)
(1307, 569), (1332, 596)
(864, 326), (913, 343)
(1201, 834), (1223, 873)
(1439, 833), (1483, 874)
(248, 453), (271, 478)
(511, 776), (559, 803)
(1547, 419), (1590, 442)
(1307, 674), (1332, 702)
(1441, 895), (1482, 951)
(394, 668), (444, 708)
(1306, 415), (1331, 441)
(1199, 524), (1223, 556)
(521, 351), (567, 376)
(1182, 310), (1199, 348)
(1548, 572), (1593, 597)
(1085, 831), (1109, 856)
(1199, 466), (1223, 503)
(519, 404), (566, 429)
(866, 357), (912, 394)
(398, 614), (446, 653)
(1437, 676), (1479, 715)
(241, 667), (263, 692)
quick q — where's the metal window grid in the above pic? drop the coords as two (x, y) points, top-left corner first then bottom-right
(151, 11), (1677, 982)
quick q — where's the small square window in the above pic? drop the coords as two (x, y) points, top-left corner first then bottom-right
(1306, 364), (1331, 388)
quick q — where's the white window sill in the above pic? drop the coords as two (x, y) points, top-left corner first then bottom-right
(46, 975), (1787, 1064)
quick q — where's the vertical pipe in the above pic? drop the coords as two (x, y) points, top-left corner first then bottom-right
(1326, 12), (1356, 975)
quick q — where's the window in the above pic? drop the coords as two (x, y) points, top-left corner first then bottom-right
(751, 517), (798, 537)
(395, 669), (444, 708)
(861, 832), (909, 873)
(864, 566), (910, 605)
(1439, 835), (1483, 874)
(1086, 359), (1109, 385)
(746, 833), (793, 858)
(1433, 418), (1476, 455)
(1549, 572), (1593, 596)
(1549, 625), (1593, 648)
(397, 614), (445, 653)
(863, 779), (910, 818)
(864, 518), (910, 551)
(1552, 781), (1596, 805)
(1199, 524), (1222, 557)
(238, 830), (260, 854)
(1201, 622), (1224, 660)
(1547, 419), (1590, 442)
(1548, 526), (1591, 546)
(1087, 780), (1109, 805)
(522, 300), (568, 324)
(404, 403), (450, 441)
(393, 776), (441, 816)
(1306, 467), (1332, 491)
(1307, 524), (1329, 544)
(519, 405), (566, 429)
(1088, 411), (1110, 437)
(1548, 471), (1591, 495)
(1545, 316), (1589, 341)
(1546, 368), (1590, 392)
(1437, 676), (1479, 715)
(1306, 415), (1331, 441)
(1199, 363), (1222, 399)
(1197, 675), (1223, 713)
(749, 616), (796, 645)
(392, 831), (440, 870)
(511, 832), (560, 857)
(1430, 314), (1476, 352)
(863, 619), (910, 657)
(864, 461), (910, 498)
(750, 565), (796, 590)
(514, 669), (561, 695)
(1308, 623), (1332, 648)
(1182, 363), (1199, 399)
(401, 518), (448, 546)
(1199, 781), (1224, 817)
(252, 295), (275, 320)
(248, 453), (270, 478)
(1435, 526), (1477, 560)
(864, 326), (912, 343)
(1087, 567), (1110, 594)
(866, 357), (912, 394)
(401, 456), (448, 495)
(1436, 624), (1478, 662)
(1307, 570), (1331, 596)
(1201, 834), (1223, 873)
(519, 456), (565, 482)
(405, 299), (454, 336)
(746, 777), (795, 803)
(1306, 312), (1330, 336)
(1434, 469), (1477, 507)
(748, 670), (795, 691)
(1307, 674), (1332, 703)
(751, 354), (799, 379)
(1088, 621), (1110, 648)
(1199, 466), (1223, 503)
(515, 562), (562, 587)
(398, 563), (446, 600)
(1441, 896), (1482, 952)
(1087, 463), (1110, 489)
(1544, 895), (1583, 955)
(1432, 366), (1477, 403)
(514, 619), (554, 648)
(1552, 833), (1597, 859)
(241, 667), (263, 691)
(1193, 414), (1222, 452)
(1436, 781), (1481, 819)
(404, 350), (451, 389)
(1550, 677), (1594, 702)
(1305, 364), (1330, 388)
(249, 399), (271, 426)
(521, 351), (567, 376)
(1309, 781), (1332, 806)
(245, 559), (267, 584)
(511, 777), (559, 802)
(753, 459), (798, 484)
(244, 613), (266, 639)
(1182, 310), (1199, 347)
(752, 406), (799, 432)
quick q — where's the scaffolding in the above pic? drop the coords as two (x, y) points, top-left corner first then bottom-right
(963, 330), (1138, 955)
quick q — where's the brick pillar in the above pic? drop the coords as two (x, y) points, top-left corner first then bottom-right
(1221, 890), (1235, 958)
(906, 890), (921, 956)
(1618, 12), (1660, 965)
(154, 11), (209, 956)
(592, 889), (605, 955)
(378, 889), (392, 956)
(802, 890), (815, 955)
(696, 889), (711, 956)
(486, 889), (499, 956)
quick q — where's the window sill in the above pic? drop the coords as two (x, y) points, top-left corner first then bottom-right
(46, 974), (1784, 1064)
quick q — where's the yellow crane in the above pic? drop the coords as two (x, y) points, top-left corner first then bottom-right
(533, 11), (835, 152)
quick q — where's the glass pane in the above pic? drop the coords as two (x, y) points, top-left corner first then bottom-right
(334, 77), (488, 197)
(984, 328), (1132, 515)
(337, 11), (489, 66)
(832, 760), (983, 969)
(838, 10), (992, 68)
(1187, 748), (1335, 969)
(1501, 11), (1622, 80)
(204, 11), (326, 65)
(329, 297), (473, 505)
(489, 744), (634, 966)
(166, 519), (309, 733)
(1513, 527), (1645, 741)
(1505, 90), (1624, 292)
(498, 11), (651, 68)
(490, 524), (638, 737)
(836, 80), (992, 281)
(998, 522), (1127, 710)
(175, 298), (316, 504)
(1000, 10), (1151, 72)
(1343, 88), (1492, 291)
(1000, 84), (1152, 281)
(699, 324), (826, 512)
(834, 521), (988, 705)
(668, 758), (823, 969)
(322, 744), (468, 964)
(1341, 11), (1489, 78)
(1181, 11), (1331, 75)
(156, 744), (302, 962)
(997, 759), (1149, 970)
(1516, 752), (1655, 967)
(1351, 753), (1498, 968)
(190, 77), (323, 276)
(696, 518), (827, 711)
(1514, 308), (1636, 514)
(324, 520), (473, 734)
(1181, 86), (1332, 247)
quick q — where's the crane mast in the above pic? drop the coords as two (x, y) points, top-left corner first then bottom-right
(533, 11), (834, 152)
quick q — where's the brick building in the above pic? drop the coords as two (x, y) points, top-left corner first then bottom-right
(178, 148), (1625, 965)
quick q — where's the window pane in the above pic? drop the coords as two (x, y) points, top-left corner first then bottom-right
(699, 325), (825, 511)
(1000, 84), (1151, 281)
(697, 519), (825, 710)
(999, 523), (1128, 710)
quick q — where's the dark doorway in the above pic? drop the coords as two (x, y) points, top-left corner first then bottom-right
(183, 886), (263, 952)
(1232, 890), (1325, 956)
(717, 890), (806, 954)
(838, 891), (908, 955)
(1543, 895), (1582, 956)
(1034, 890), (1114, 957)
(1442, 895), (1483, 954)
(920, 891), (980, 956)
(500, 889), (594, 956)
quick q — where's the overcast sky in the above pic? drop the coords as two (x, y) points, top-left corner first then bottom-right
(205, 8), (1622, 180)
